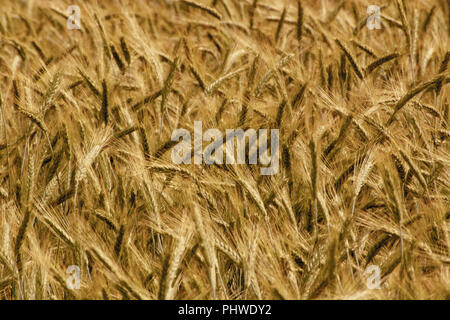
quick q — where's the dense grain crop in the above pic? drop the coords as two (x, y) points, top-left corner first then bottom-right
(0, 0), (449, 300)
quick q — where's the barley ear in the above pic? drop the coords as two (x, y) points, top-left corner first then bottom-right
(297, 0), (303, 42)
(101, 79), (108, 126)
(335, 39), (363, 80)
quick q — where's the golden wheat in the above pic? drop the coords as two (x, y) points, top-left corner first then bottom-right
(0, 0), (448, 301)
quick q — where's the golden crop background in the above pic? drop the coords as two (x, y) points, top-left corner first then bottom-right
(0, 0), (449, 300)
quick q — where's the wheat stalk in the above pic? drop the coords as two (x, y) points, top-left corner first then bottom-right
(181, 0), (222, 20)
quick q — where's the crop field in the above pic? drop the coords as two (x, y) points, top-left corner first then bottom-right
(0, 0), (449, 300)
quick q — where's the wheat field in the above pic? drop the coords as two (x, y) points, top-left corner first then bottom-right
(0, 0), (449, 300)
